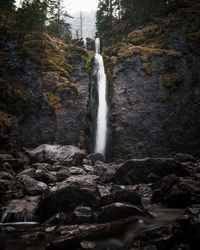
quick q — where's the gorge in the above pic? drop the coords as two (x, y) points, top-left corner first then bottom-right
(0, 1), (200, 249)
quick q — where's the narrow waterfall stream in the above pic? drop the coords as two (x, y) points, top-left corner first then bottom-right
(94, 38), (108, 157)
(83, 38), (87, 50)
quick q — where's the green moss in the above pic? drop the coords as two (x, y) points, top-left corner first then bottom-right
(0, 101), (7, 111)
(0, 75), (29, 100)
(82, 51), (95, 69)
(186, 22), (200, 43)
(102, 53), (115, 85)
(154, 67), (161, 74)
(0, 111), (11, 128)
(163, 72), (184, 89)
(43, 91), (61, 112)
(142, 62), (152, 76)
(161, 94), (171, 102)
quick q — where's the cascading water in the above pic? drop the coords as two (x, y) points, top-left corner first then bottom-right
(83, 38), (87, 50)
(94, 38), (108, 157)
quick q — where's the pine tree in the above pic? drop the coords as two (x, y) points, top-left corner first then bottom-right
(46, 0), (72, 41)
(16, 0), (48, 33)
(0, 0), (16, 12)
(96, 0), (117, 35)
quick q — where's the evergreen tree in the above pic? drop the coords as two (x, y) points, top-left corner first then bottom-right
(16, 0), (48, 33)
(47, 0), (72, 41)
(96, 0), (116, 35)
(0, 0), (16, 12)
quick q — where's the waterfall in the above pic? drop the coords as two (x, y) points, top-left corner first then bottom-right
(83, 38), (87, 50)
(94, 38), (108, 157)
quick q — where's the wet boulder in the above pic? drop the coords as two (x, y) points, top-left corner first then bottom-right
(86, 153), (104, 165)
(98, 185), (142, 206)
(174, 153), (196, 163)
(16, 175), (48, 195)
(91, 161), (116, 183)
(152, 175), (200, 207)
(97, 202), (145, 222)
(25, 144), (86, 164)
(68, 167), (87, 176)
(116, 158), (188, 185)
(0, 154), (24, 170)
(73, 205), (93, 223)
(37, 175), (100, 222)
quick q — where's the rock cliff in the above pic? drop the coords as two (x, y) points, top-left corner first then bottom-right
(0, 11), (92, 151)
(104, 5), (200, 160)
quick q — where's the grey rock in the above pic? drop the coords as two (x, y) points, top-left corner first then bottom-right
(174, 153), (196, 163)
(91, 161), (116, 183)
(38, 175), (100, 222)
(25, 144), (86, 164)
(109, 27), (200, 160)
(116, 158), (188, 185)
(86, 153), (105, 165)
(68, 167), (87, 176)
(17, 175), (48, 195)
(73, 205), (93, 223)
(98, 202), (145, 222)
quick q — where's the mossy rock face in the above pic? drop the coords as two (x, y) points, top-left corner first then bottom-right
(0, 111), (11, 128)
(82, 51), (95, 69)
(161, 72), (184, 101)
(187, 22), (200, 43)
(162, 72), (184, 89)
(104, 43), (182, 76)
(0, 75), (29, 101)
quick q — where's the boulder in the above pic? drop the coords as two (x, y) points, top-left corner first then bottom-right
(98, 185), (141, 206)
(17, 175), (48, 195)
(86, 153), (104, 165)
(174, 153), (196, 163)
(25, 144), (86, 164)
(37, 175), (100, 222)
(68, 167), (87, 176)
(98, 202), (145, 222)
(0, 154), (24, 170)
(152, 175), (200, 207)
(17, 168), (56, 184)
(56, 169), (70, 182)
(116, 158), (188, 185)
(0, 171), (13, 181)
(0, 154), (14, 164)
(73, 205), (93, 223)
(91, 161), (116, 183)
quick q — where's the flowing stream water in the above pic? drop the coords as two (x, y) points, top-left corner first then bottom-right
(83, 38), (87, 50)
(94, 38), (108, 157)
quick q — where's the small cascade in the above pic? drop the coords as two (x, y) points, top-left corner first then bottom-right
(0, 212), (38, 224)
(93, 38), (108, 157)
(0, 200), (38, 224)
(83, 38), (87, 50)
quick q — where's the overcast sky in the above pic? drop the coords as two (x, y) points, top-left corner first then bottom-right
(16, 0), (99, 14)
(65, 0), (99, 13)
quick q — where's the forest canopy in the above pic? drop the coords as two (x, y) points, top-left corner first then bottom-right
(0, 0), (72, 42)
(96, 0), (199, 35)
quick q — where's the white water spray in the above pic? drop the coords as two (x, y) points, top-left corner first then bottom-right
(83, 38), (87, 50)
(94, 38), (108, 156)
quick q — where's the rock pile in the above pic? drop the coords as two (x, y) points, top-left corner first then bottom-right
(0, 145), (200, 249)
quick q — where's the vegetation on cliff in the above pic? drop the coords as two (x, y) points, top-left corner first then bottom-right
(101, 1), (199, 101)
(0, 1), (92, 148)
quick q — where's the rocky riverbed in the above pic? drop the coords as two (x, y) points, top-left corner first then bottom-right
(0, 144), (200, 249)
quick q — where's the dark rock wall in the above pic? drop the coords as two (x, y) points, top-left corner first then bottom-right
(0, 37), (90, 149)
(109, 26), (200, 160)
